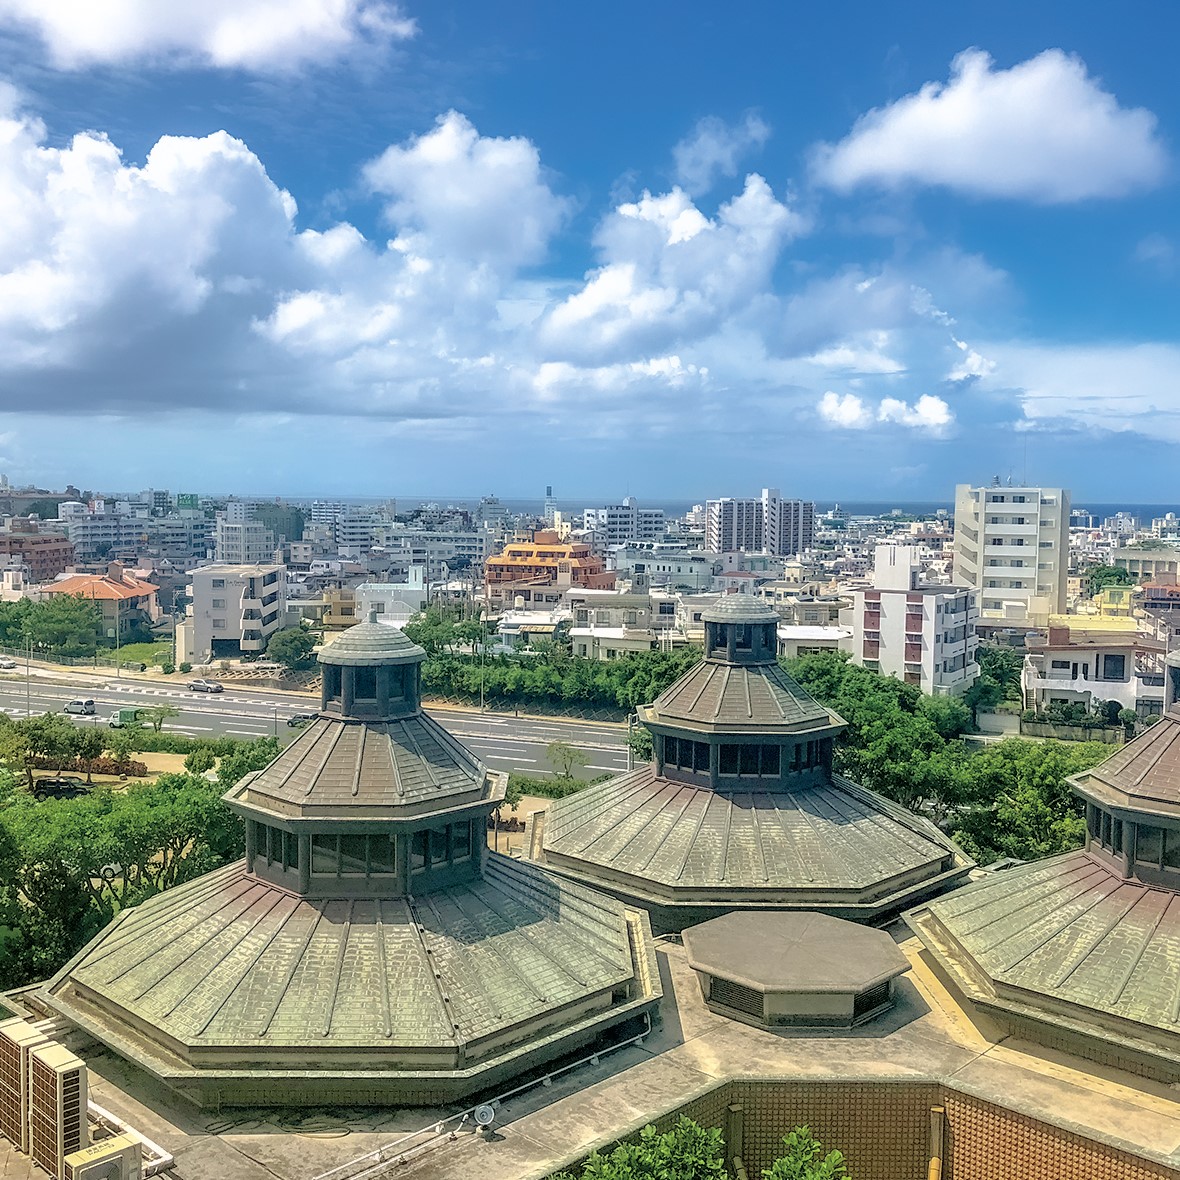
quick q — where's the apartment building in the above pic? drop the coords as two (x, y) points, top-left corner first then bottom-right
(582, 498), (666, 545)
(611, 544), (714, 591)
(567, 588), (681, 659)
(1114, 546), (1180, 582)
(704, 488), (814, 556)
(214, 515), (275, 565)
(841, 545), (979, 696)
(0, 521), (75, 581)
(57, 502), (147, 562)
(484, 529), (615, 610)
(43, 562), (160, 640)
(180, 563), (286, 662)
(952, 483), (1069, 626)
(382, 528), (497, 581)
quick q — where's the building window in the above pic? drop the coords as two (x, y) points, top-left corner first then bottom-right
(212, 578), (225, 589)
(1137, 825), (1163, 866)
(411, 830), (428, 873)
(212, 618), (225, 630)
(1102, 654), (1126, 681)
(212, 598), (226, 608)
(339, 834), (368, 876)
(355, 665), (377, 700)
(429, 826), (448, 866)
(312, 834), (338, 875)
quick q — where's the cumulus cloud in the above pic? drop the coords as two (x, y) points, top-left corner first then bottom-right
(363, 111), (571, 268)
(539, 175), (805, 361)
(0, 0), (415, 72)
(806, 332), (904, 374)
(813, 48), (1166, 202)
(673, 112), (771, 195)
(818, 390), (951, 431)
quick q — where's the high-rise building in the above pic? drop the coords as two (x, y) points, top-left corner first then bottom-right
(214, 514), (275, 564)
(582, 497), (666, 545)
(952, 482), (1069, 626)
(543, 484), (558, 526)
(704, 489), (814, 556)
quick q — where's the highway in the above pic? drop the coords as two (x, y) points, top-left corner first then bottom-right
(0, 672), (631, 778)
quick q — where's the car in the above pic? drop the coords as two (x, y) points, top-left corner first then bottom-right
(187, 679), (224, 693)
(33, 776), (90, 801)
(0, 656), (16, 669)
(63, 699), (96, 715)
(287, 712), (317, 728)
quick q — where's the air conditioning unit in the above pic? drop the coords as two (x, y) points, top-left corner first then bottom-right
(29, 1042), (88, 1178)
(0, 1016), (49, 1153)
(63, 1133), (143, 1180)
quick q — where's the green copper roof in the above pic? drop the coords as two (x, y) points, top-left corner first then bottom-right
(543, 765), (959, 905)
(45, 856), (653, 1066)
(318, 618), (426, 666)
(231, 713), (504, 819)
(700, 596), (779, 625)
(643, 660), (841, 733)
(909, 850), (1180, 1054)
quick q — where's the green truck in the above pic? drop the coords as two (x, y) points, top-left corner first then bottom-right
(108, 707), (146, 729)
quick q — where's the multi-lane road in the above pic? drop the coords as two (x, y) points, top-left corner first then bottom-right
(0, 672), (631, 778)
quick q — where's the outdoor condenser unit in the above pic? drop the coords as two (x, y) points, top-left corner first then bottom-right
(63, 1132), (143, 1180)
(0, 1016), (48, 1154)
(29, 1042), (88, 1179)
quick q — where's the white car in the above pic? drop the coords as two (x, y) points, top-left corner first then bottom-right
(0, 656), (16, 669)
(187, 678), (224, 693)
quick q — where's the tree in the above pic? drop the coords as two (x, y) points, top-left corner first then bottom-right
(627, 723), (654, 764)
(764, 1126), (851, 1180)
(547, 740), (589, 778)
(216, 736), (281, 788)
(553, 1117), (727, 1180)
(962, 676), (1003, 728)
(1118, 708), (1139, 739)
(974, 644), (1023, 704)
(22, 713), (78, 776)
(141, 704), (181, 733)
(1087, 564), (1133, 591)
(184, 746), (218, 775)
(266, 626), (317, 672)
(74, 727), (106, 784)
(23, 595), (102, 657)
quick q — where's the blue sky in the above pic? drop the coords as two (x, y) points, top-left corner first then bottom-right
(0, 1), (1179, 503)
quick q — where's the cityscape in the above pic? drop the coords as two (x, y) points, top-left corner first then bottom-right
(2, 3), (1180, 1180)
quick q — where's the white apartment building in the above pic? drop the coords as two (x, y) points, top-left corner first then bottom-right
(841, 545), (979, 696)
(383, 528), (497, 580)
(568, 589), (682, 660)
(612, 544), (714, 591)
(214, 515), (275, 564)
(582, 498), (666, 545)
(354, 571), (428, 627)
(56, 502), (147, 562)
(704, 489), (814, 556)
(952, 483), (1069, 626)
(180, 562), (286, 662)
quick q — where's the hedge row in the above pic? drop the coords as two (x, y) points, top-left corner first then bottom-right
(29, 754), (150, 777)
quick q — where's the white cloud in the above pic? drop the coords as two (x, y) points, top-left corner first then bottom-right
(807, 332), (904, 374)
(673, 112), (770, 195)
(813, 48), (1166, 202)
(540, 175), (805, 361)
(0, 0), (415, 72)
(981, 340), (1180, 439)
(818, 391), (871, 428)
(818, 391), (952, 432)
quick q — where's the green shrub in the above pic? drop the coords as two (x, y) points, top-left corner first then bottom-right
(161, 662), (175, 675)
(179, 661), (192, 673)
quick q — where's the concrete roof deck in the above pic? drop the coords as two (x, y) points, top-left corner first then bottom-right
(20, 925), (1180, 1180)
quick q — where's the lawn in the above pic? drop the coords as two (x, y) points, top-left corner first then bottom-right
(98, 641), (173, 668)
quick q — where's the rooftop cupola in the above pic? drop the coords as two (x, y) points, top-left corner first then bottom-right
(701, 594), (779, 666)
(318, 608), (426, 721)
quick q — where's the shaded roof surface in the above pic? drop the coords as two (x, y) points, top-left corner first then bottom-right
(700, 596), (779, 624)
(1071, 708), (1180, 811)
(46, 856), (638, 1055)
(683, 911), (908, 991)
(646, 660), (838, 731)
(318, 619), (426, 666)
(44, 573), (158, 600)
(917, 850), (1180, 1039)
(234, 713), (495, 816)
(543, 765), (955, 895)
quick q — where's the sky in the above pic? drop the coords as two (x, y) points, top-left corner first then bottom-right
(0, 2), (1179, 502)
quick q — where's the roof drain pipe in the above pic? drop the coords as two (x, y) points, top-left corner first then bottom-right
(927, 1104), (945, 1180)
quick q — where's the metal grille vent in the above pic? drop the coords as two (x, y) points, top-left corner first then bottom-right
(709, 976), (764, 1018)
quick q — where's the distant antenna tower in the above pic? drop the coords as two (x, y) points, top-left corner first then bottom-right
(991, 475), (1001, 487)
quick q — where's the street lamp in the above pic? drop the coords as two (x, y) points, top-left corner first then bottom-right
(479, 610), (488, 712)
(108, 626), (120, 679)
(626, 712), (635, 771)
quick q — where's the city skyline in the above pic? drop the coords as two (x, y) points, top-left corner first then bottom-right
(0, 4), (1179, 495)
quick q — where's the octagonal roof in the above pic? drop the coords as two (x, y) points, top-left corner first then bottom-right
(701, 596), (779, 625)
(318, 616), (426, 666)
(44, 855), (655, 1074)
(1069, 707), (1180, 818)
(683, 910), (909, 992)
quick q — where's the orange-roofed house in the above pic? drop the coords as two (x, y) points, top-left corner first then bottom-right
(484, 530), (615, 611)
(44, 562), (161, 641)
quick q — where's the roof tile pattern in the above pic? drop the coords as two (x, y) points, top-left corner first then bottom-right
(649, 661), (836, 730)
(240, 714), (487, 812)
(920, 851), (1180, 1037)
(544, 766), (954, 893)
(49, 856), (636, 1053)
(1072, 708), (1180, 808)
